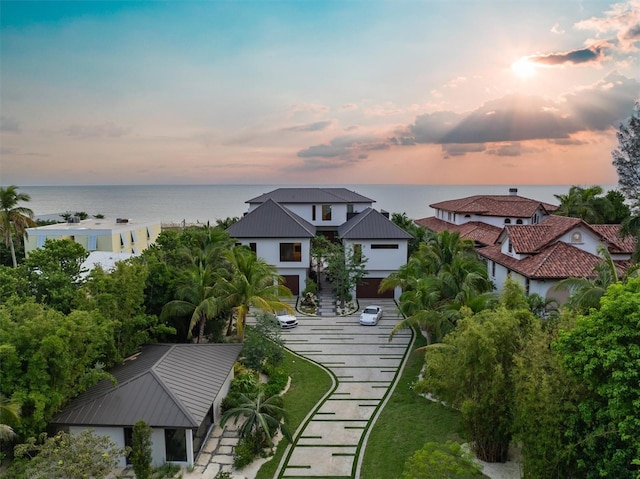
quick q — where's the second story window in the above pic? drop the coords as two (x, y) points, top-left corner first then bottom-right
(312, 205), (316, 221)
(280, 243), (302, 262)
(322, 205), (332, 221)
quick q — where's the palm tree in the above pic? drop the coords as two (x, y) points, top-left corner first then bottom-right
(218, 246), (292, 338)
(553, 185), (612, 224)
(0, 393), (20, 441)
(0, 185), (36, 267)
(383, 230), (495, 343)
(220, 390), (292, 447)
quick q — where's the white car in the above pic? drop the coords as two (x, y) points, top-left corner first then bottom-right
(359, 305), (382, 326)
(275, 310), (298, 329)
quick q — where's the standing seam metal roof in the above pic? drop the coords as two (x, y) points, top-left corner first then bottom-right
(227, 199), (316, 238)
(51, 343), (243, 429)
(338, 208), (413, 239)
(246, 187), (375, 204)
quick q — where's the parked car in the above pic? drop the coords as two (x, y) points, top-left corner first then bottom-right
(359, 305), (382, 326)
(276, 310), (299, 329)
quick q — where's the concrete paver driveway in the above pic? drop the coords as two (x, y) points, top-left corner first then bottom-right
(274, 298), (413, 479)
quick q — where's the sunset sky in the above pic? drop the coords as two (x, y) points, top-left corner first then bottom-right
(1, 0), (638, 186)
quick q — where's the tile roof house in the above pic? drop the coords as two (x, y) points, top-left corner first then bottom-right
(51, 343), (243, 468)
(414, 189), (634, 304)
(228, 188), (409, 299)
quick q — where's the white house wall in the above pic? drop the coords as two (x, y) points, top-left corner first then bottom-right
(434, 208), (550, 227)
(247, 202), (373, 226)
(345, 239), (408, 271)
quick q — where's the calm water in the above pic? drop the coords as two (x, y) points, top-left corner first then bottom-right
(18, 184), (594, 225)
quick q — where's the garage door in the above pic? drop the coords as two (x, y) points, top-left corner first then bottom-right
(356, 277), (394, 299)
(281, 275), (300, 296)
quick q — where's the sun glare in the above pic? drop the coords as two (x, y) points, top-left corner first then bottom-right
(511, 57), (537, 78)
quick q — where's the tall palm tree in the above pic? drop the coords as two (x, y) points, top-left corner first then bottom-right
(383, 230), (494, 343)
(0, 185), (36, 267)
(220, 390), (292, 447)
(218, 246), (292, 338)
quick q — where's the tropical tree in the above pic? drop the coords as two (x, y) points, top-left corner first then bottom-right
(0, 185), (35, 267)
(324, 242), (368, 309)
(553, 185), (612, 224)
(310, 234), (332, 285)
(391, 212), (427, 256)
(383, 230), (494, 343)
(554, 277), (640, 478)
(612, 101), (640, 213)
(220, 389), (292, 448)
(131, 420), (153, 479)
(218, 246), (292, 338)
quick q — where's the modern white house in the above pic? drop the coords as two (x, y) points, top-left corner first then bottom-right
(25, 217), (162, 255)
(51, 343), (243, 468)
(228, 188), (411, 299)
(415, 189), (635, 303)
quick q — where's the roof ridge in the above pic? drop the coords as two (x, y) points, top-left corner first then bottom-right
(339, 207), (373, 237)
(272, 199), (316, 235)
(143, 344), (201, 427)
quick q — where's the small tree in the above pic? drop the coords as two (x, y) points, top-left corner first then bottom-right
(13, 429), (125, 479)
(325, 243), (368, 309)
(241, 312), (284, 372)
(612, 102), (640, 213)
(131, 420), (153, 479)
(399, 441), (482, 479)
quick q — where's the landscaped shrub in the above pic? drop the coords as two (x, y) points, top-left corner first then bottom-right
(222, 370), (260, 412)
(263, 366), (289, 398)
(399, 441), (481, 478)
(233, 432), (262, 469)
(214, 471), (233, 479)
(303, 278), (317, 295)
(131, 420), (153, 479)
(241, 313), (284, 372)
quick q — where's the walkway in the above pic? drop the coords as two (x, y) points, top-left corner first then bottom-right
(183, 298), (413, 479)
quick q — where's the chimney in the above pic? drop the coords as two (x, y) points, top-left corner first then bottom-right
(509, 188), (518, 196)
(380, 209), (390, 219)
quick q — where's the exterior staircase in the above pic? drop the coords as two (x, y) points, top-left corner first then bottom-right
(316, 273), (336, 317)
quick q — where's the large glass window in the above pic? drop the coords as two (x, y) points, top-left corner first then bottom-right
(280, 243), (302, 262)
(165, 428), (187, 462)
(322, 205), (332, 221)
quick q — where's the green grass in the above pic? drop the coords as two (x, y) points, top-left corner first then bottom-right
(255, 349), (333, 479)
(360, 330), (487, 479)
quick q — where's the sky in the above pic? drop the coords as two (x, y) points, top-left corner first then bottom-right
(0, 0), (639, 186)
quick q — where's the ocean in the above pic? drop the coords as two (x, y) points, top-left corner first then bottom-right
(18, 184), (602, 225)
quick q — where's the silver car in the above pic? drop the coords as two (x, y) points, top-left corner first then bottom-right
(276, 311), (299, 329)
(359, 305), (382, 325)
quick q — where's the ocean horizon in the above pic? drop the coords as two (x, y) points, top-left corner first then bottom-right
(19, 184), (616, 226)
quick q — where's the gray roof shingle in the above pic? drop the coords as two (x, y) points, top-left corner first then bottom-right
(247, 187), (374, 205)
(227, 199), (316, 238)
(338, 208), (412, 240)
(52, 343), (243, 428)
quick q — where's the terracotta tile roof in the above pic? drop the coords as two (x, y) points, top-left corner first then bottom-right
(506, 216), (583, 253)
(478, 242), (602, 279)
(415, 217), (502, 246)
(430, 195), (557, 218)
(589, 224), (636, 254)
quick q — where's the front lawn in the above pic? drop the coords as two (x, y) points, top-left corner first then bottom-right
(360, 330), (487, 478)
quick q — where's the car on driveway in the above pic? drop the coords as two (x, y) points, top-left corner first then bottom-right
(359, 305), (382, 325)
(275, 310), (299, 329)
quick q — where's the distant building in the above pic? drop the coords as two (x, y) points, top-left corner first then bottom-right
(25, 217), (161, 255)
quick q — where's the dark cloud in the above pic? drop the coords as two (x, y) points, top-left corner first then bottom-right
(283, 120), (332, 132)
(442, 143), (486, 157)
(64, 122), (131, 139)
(409, 111), (462, 143)
(486, 143), (523, 157)
(297, 134), (388, 159)
(1, 116), (20, 133)
(549, 138), (587, 146)
(528, 43), (609, 66)
(389, 136), (416, 146)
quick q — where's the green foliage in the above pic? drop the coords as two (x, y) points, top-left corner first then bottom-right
(399, 441), (482, 479)
(0, 393), (21, 441)
(417, 305), (532, 462)
(0, 185), (35, 268)
(10, 429), (125, 479)
(385, 230), (495, 343)
(131, 420), (153, 479)
(391, 212), (427, 256)
(302, 278), (317, 295)
(22, 239), (88, 313)
(263, 366), (289, 398)
(233, 431), (263, 469)
(325, 242), (368, 308)
(241, 312), (284, 372)
(553, 185), (618, 224)
(612, 102), (640, 213)
(554, 278), (640, 478)
(513, 311), (582, 478)
(214, 471), (233, 479)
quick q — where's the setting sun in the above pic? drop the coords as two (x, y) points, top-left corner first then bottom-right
(511, 57), (537, 78)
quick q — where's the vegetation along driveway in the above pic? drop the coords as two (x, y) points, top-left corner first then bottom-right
(274, 298), (413, 478)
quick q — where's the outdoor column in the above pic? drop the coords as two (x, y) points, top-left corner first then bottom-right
(186, 429), (194, 468)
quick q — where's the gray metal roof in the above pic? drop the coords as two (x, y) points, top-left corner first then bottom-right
(52, 343), (243, 429)
(227, 199), (316, 238)
(247, 187), (374, 205)
(338, 208), (413, 240)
